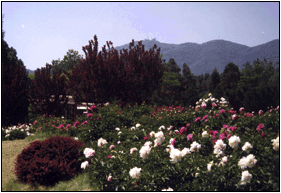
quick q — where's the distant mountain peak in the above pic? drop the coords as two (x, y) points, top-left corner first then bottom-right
(114, 39), (279, 75)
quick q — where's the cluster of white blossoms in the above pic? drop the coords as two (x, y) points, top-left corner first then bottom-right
(228, 135), (241, 148)
(83, 147), (95, 158)
(98, 137), (108, 147)
(130, 147), (138, 154)
(213, 139), (226, 158)
(240, 170), (252, 185)
(81, 161), (89, 169)
(162, 187), (173, 191)
(139, 145), (151, 159)
(202, 130), (209, 138)
(195, 93), (229, 110)
(190, 141), (201, 153)
(242, 142), (253, 151)
(131, 123), (142, 131)
(153, 131), (165, 147)
(238, 154), (257, 170)
(129, 167), (141, 179)
(271, 136), (279, 151)
(168, 142), (198, 163)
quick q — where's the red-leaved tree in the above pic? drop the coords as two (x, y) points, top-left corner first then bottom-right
(69, 35), (164, 106)
(29, 64), (69, 116)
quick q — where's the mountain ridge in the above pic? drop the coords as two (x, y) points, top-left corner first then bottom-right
(113, 38), (279, 75)
(26, 39), (279, 76)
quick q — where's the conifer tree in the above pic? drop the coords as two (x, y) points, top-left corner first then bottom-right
(2, 17), (29, 126)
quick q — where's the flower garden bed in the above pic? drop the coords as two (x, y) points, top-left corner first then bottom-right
(4, 93), (280, 191)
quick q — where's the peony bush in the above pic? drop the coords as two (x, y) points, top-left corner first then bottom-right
(31, 94), (279, 191)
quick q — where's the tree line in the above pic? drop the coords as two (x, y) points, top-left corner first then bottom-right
(2, 17), (279, 127)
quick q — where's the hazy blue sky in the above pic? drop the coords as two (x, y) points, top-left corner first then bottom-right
(2, 2), (279, 70)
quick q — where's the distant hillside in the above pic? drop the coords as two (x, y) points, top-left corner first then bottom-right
(114, 38), (279, 75)
(27, 69), (35, 74)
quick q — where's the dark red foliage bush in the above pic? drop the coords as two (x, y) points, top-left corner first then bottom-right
(14, 136), (84, 186)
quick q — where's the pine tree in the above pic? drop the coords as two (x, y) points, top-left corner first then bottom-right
(2, 16), (29, 126)
(209, 67), (221, 94)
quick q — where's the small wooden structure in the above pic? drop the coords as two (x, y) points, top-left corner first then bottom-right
(29, 95), (98, 121)
(63, 96), (97, 121)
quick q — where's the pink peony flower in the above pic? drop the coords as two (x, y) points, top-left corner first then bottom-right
(33, 121), (38, 125)
(90, 105), (97, 111)
(171, 138), (176, 146)
(223, 124), (229, 129)
(201, 102), (207, 109)
(66, 124), (71, 130)
(110, 145), (115, 150)
(81, 120), (88, 125)
(59, 124), (65, 130)
(187, 134), (193, 141)
(212, 102), (217, 108)
(159, 117), (162, 119)
(220, 133), (226, 140)
(180, 127), (187, 135)
(220, 109), (226, 114)
(143, 136), (149, 141)
(227, 134), (232, 139)
(246, 112), (253, 117)
(87, 113), (93, 118)
(202, 115), (209, 121)
(39, 127), (42, 130)
(261, 132), (266, 138)
(256, 123), (265, 132)
(194, 117), (201, 122)
(232, 114), (238, 120)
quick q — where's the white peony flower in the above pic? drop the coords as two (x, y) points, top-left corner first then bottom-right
(242, 142), (253, 151)
(213, 148), (225, 158)
(131, 126), (136, 130)
(190, 141), (201, 152)
(162, 187), (173, 191)
(246, 154), (257, 168)
(136, 123), (141, 128)
(139, 145), (151, 159)
(118, 131), (122, 135)
(207, 161), (214, 171)
(130, 147), (138, 154)
(98, 137), (108, 147)
(144, 141), (152, 146)
(181, 147), (191, 157)
(170, 148), (182, 163)
(240, 170), (252, 185)
(155, 131), (164, 139)
(129, 167), (141, 179)
(238, 157), (248, 170)
(228, 135), (241, 148)
(166, 144), (174, 153)
(202, 131), (209, 138)
(159, 125), (165, 130)
(83, 147), (95, 158)
(272, 136), (279, 151)
(214, 139), (226, 150)
(81, 161), (89, 169)
(115, 127), (120, 131)
(150, 131), (156, 137)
